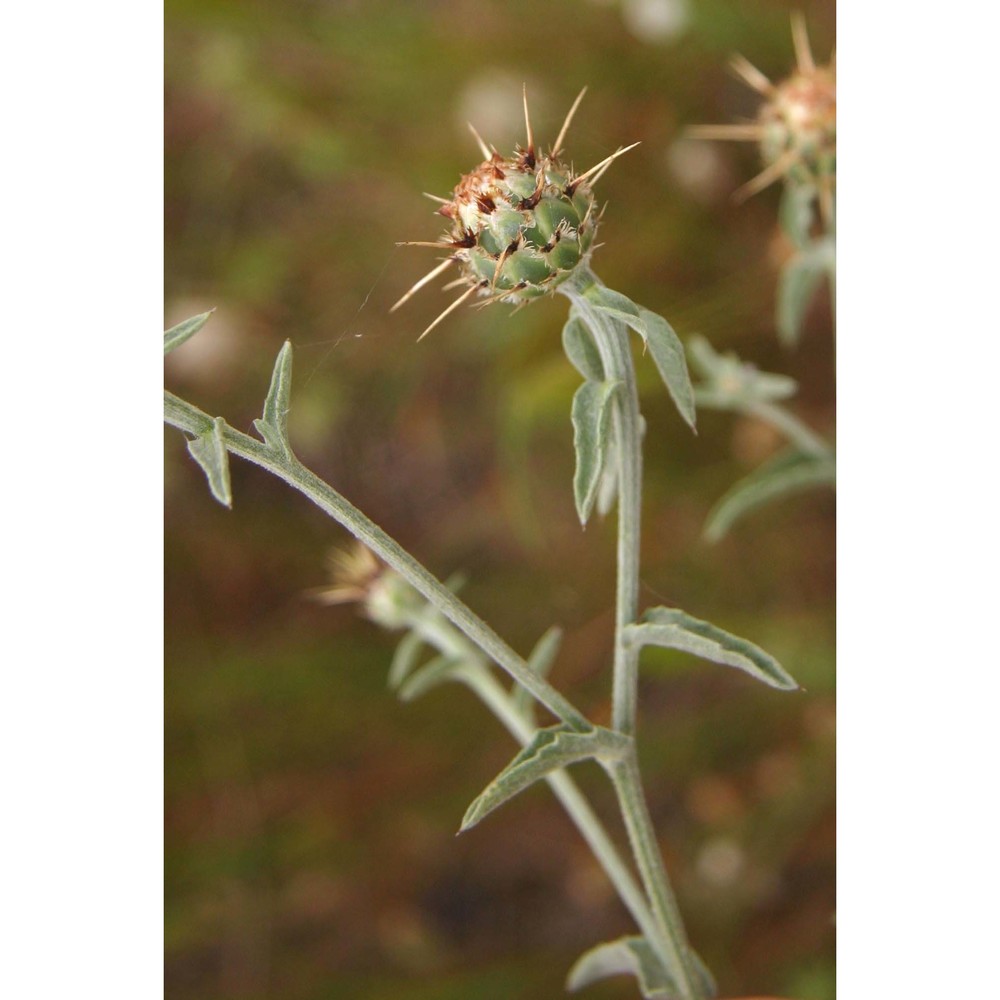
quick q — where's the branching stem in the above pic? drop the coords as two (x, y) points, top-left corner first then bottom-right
(560, 268), (643, 738)
(407, 608), (666, 958)
(559, 267), (704, 999)
(164, 390), (589, 731)
(166, 272), (706, 996)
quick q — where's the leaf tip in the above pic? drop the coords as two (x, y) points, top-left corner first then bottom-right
(458, 807), (481, 834)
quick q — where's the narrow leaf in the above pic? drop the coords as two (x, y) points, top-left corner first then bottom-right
(186, 416), (232, 508)
(626, 607), (798, 690)
(638, 308), (696, 431)
(388, 629), (425, 690)
(583, 285), (652, 346)
(584, 285), (641, 327)
(164, 309), (214, 355)
(567, 936), (677, 998)
(562, 314), (605, 381)
(397, 655), (467, 702)
(254, 340), (294, 455)
(777, 244), (830, 347)
(460, 724), (629, 832)
(572, 380), (619, 526)
(705, 448), (836, 542)
(512, 626), (563, 720)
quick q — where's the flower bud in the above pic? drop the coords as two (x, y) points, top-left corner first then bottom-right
(394, 89), (638, 339)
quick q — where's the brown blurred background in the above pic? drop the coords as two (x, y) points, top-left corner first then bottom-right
(165, 1), (835, 997)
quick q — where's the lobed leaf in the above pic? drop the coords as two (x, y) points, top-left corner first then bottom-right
(254, 340), (294, 456)
(164, 309), (214, 355)
(705, 447), (836, 542)
(460, 724), (630, 832)
(512, 626), (563, 721)
(625, 607), (798, 691)
(571, 380), (620, 526)
(638, 308), (696, 431)
(562, 313), (605, 381)
(186, 416), (232, 508)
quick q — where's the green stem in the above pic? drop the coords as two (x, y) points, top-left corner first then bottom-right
(424, 622), (664, 954)
(609, 757), (703, 998)
(558, 269), (703, 999)
(469, 671), (670, 972)
(164, 390), (589, 731)
(407, 608), (687, 987)
(559, 269), (643, 737)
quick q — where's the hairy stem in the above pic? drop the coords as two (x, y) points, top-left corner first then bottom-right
(407, 609), (694, 989)
(609, 757), (703, 997)
(559, 268), (703, 998)
(559, 268), (643, 737)
(470, 672), (670, 972)
(411, 608), (663, 953)
(164, 390), (589, 730)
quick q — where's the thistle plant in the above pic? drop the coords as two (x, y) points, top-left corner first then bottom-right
(392, 88), (636, 336)
(165, 89), (802, 1000)
(687, 14), (836, 539)
(689, 11), (835, 347)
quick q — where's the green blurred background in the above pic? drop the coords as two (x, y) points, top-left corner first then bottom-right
(165, 1), (835, 997)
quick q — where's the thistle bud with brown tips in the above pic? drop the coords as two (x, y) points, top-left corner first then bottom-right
(394, 88), (638, 340)
(690, 13), (836, 225)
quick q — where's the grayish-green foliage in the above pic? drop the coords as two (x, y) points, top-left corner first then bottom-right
(512, 626), (563, 723)
(776, 184), (835, 347)
(185, 416), (232, 508)
(397, 654), (469, 702)
(571, 379), (620, 525)
(166, 221), (801, 998)
(637, 308), (697, 431)
(705, 447), (836, 542)
(778, 185), (815, 250)
(582, 285), (697, 430)
(167, 311), (231, 506)
(568, 936), (717, 1000)
(460, 724), (631, 832)
(584, 284), (642, 326)
(568, 936), (677, 998)
(563, 314), (606, 382)
(254, 340), (294, 456)
(777, 236), (834, 347)
(625, 607), (798, 690)
(688, 335), (797, 409)
(688, 333), (833, 539)
(388, 629), (425, 690)
(164, 309), (214, 355)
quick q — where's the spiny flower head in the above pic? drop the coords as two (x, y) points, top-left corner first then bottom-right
(394, 88), (638, 340)
(310, 542), (418, 630)
(690, 13), (835, 223)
